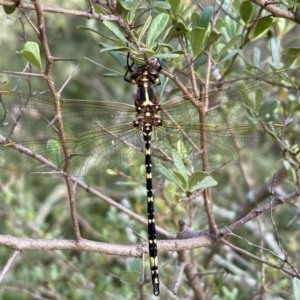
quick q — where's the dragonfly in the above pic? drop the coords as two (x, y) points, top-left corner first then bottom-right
(0, 63), (299, 296)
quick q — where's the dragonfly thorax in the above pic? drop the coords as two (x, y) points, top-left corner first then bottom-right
(134, 104), (162, 130)
(130, 65), (160, 86)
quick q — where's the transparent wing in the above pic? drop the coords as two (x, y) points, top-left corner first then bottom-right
(156, 69), (300, 166)
(0, 69), (298, 175)
(0, 93), (143, 175)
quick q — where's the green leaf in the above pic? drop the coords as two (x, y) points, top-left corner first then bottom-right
(296, 4), (300, 22)
(156, 164), (185, 192)
(118, 0), (135, 11)
(216, 34), (242, 61)
(84, 57), (123, 76)
(253, 47), (261, 68)
(283, 47), (300, 57)
(188, 171), (207, 189)
(102, 21), (127, 43)
(169, 0), (181, 18)
(240, 1), (253, 23)
(173, 171), (188, 189)
(172, 150), (188, 185)
(199, 6), (213, 30)
(144, 49), (155, 57)
(17, 41), (42, 71)
(292, 277), (300, 300)
(147, 13), (169, 49)
(206, 31), (222, 49)
(79, 23), (128, 45)
(283, 56), (298, 69)
(138, 16), (152, 42)
(252, 17), (273, 40)
(98, 45), (130, 53)
(47, 139), (61, 167)
(3, 0), (20, 14)
(98, 42), (130, 51)
(258, 100), (279, 121)
(194, 55), (208, 69)
(77, 26), (107, 38)
(176, 140), (190, 165)
(108, 47), (130, 66)
(164, 22), (188, 43)
(190, 27), (206, 57)
(222, 15), (237, 41)
(270, 37), (281, 67)
(220, 49), (243, 64)
(145, 1), (171, 11)
(282, 47), (300, 68)
(126, 0), (142, 24)
(191, 176), (218, 192)
(191, 12), (201, 27)
(283, 160), (297, 182)
(155, 42), (174, 51)
(156, 53), (180, 59)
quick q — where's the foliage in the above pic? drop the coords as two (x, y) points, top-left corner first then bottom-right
(0, 0), (300, 299)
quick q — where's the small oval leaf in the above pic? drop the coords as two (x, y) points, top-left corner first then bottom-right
(172, 150), (188, 184)
(292, 277), (300, 300)
(216, 34), (242, 61)
(103, 21), (127, 43)
(188, 171), (207, 189)
(240, 1), (253, 23)
(164, 22), (188, 42)
(3, 0), (20, 14)
(17, 41), (42, 71)
(147, 13), (169, 49)
(191, 176), (218, 192)
(199, 6), (213, 30)
(138, 16), (152, 43)
(156, 164), (185, 192)
(252, 17), (273, 40)
(296, 4), (300, 22)
(190, 27), (206, 57)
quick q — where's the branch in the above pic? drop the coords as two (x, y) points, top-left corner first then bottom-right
(250, 0), (299, 23)
(0, 250), (20, 283)
(0, 134), (173, 239)
(0, 0), (118, 20)
(221, 239), (300, 278)
(32, 0), (82, 242)
(0, 233), (214, 254)
(221, 189), (300, 235)
(234, 167), (287, 220)
(0, 0), (139, 46)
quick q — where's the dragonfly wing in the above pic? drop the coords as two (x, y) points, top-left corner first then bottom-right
(0, 92), (143, 175)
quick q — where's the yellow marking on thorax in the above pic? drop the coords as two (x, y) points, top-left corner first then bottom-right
(142, 81), (154, 106)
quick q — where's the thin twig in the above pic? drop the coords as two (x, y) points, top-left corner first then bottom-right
(220, 238), (300, 278)
(33, 0), (82, 242)
(173, 262), (186, 295)
(0, 250), (20, 283)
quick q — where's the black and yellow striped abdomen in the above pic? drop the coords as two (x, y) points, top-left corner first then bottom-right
(126, 57), (162, 296)
(144, 123), (159, 296)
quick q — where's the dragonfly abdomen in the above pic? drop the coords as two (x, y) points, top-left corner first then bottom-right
(144, 123), (160, 296)
(126, 54), (162, 296)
